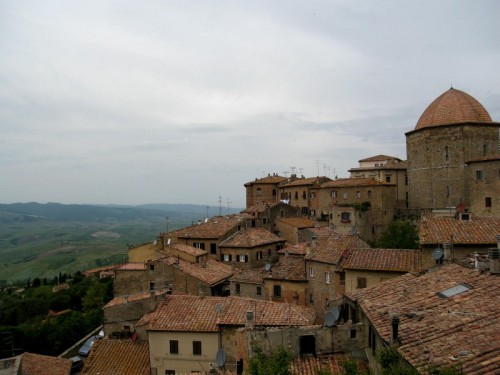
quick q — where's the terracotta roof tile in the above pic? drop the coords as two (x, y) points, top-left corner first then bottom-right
(304, 229), (356, 265)
(415, 88), (493, 130)
(280, 176), (331, 187)
(343, 248), (422, 273)
(279, 243), (309, 256)
(21, 353), (71, 375)
(81, 339), (150, 375)
(116, 263), (146, 271)
(264, 256), (306, 281)
(158, 256), (234, 286)
(275, 217), (316, 229)
(419, 215), (500, 245)
(244, 175), (288, 186)
(104, 290), (165, 309)
(320, 177), (389, 188)
(169, 243), (207, 257)
(144, 295), (315, 331)
(165, 215), (244, 240)
(291, 354), (365, 375)
(219, 228), (284, 248)
(346, 263), (500, 374)
(242, 202), (278, 214)
(230, 268), (265, 284)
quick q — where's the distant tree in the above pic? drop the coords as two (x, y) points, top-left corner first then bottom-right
(248, 346), (293, 375)
(376, 220), (419, 249)
(32, 278), (41, 288)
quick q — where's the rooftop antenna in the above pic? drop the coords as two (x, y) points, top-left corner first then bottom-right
(282, 171), (289, 177)
(315, 160), (321, 176)
(165, 216), (170, 233)
(226, 199), (232, 214)
(219, 196), (222, 216)
(298, 167), (303, 176)
(206, 206), (209, 220)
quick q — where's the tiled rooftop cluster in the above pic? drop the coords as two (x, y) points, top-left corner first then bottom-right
(219, 227), (283, 248)
(347, 263), (500, 373)
(305, 229), (356, 265)
(20, 353), (71, 375)
(264, 255), (306, 281)
(165, 214), (244, 239)
(343, 248), (422, 273)
(419, 215), (500, 245)
(141, 295), (316, 332)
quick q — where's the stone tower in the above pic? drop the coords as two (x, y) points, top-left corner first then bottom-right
(405, 88), (499, 211)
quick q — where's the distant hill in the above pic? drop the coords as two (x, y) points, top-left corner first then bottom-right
(0, 202), (243, 284)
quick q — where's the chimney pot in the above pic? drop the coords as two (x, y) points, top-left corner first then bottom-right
(390, 314), (400, 345)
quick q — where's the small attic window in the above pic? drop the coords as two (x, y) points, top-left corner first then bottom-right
(438, 284), (470, 298)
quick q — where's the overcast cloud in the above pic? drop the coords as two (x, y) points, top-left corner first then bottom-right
(1, 0), (499, 208)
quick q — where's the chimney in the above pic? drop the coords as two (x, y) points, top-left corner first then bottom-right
(489, 247), (500, 274)
(443, 242), (452, 262)
(246, 310), (254, 329)
(474, 251), (480, 270)
(390, 314), (400, 345)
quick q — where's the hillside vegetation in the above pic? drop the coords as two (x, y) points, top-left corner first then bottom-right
(0, 202), (241, 284)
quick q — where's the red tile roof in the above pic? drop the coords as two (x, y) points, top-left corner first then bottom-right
(343, 248), (422, 273)
(155, 256), (234, 286)
(280, 176), (331, 187)
(230, 268), (265, 284)
(219, 228), (284, 248)
(165, 215), (244, 240)
(320, 177), (389, 188)
(419, 215), (500, 245)
(279, 243), (309, 256)
(244, 175), (288, 186)
(21, 353), (71, 375)
(346, 263), (500, 374)
(116, 263), (146, 271)
(350, 160), (408, 171)
(142, 295), (315, 332)
(275, 216), (316, 229)
(168, 243), (207, 257)
(264, 256), (306, 281)
(358, 154), (401, 162)
(304, 229), (356, 265)
(81, 339), (150, 375)
(104, 290), (165, 308)
(291, 354), (365, 375)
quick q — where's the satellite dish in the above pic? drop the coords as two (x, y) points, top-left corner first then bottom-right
(264, 263), (271, 272)
(216, 348), (226, 367)
(432, 247), (443, 260)
(167, 238), (171, 245)
(153, 240), (157, 246)
(205, 218), (208, 223)
(325, 307), (340, 327)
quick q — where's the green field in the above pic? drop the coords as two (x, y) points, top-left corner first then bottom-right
(0, 203), (241, 284)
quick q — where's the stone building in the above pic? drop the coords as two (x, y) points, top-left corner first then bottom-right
(274, 216), (317, 244)
(406, 88), (500, 212)
(244, 173), (288, 208)
(229, 268), (265, 300)
(279, 176), (331, 216)
(218, 227), (286, 270)
(466, 155), (500, 217)
(349, 154), (408, 208)
(315, 178), (397, 243)
(242, 201), (301, 233)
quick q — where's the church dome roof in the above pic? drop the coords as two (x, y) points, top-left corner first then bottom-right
(415, 88), (492, 130)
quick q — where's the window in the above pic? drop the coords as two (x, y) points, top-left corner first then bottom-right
(385, 175), (391, 183)
(308, 267), (314, 277)
(476, 170), (483, 180)
(272, 189), (276, 196)
(193, 242), (205, 250)
(302, 191), (307, 199)
(367, 190), (372, 198)
(310, 191), (316, 199)
(192, 341), (202, 355)
(325, 272), (330, 284)
(276, 243), (284, 251)
(483, 144), (488, 156)
(350, 330), (357, 339)
(256, 286), (262, 296)
(223, 254), (232, 262)
(256, 251), (262, 260)
(331, 190), (337, 198)
(235, 283), (240, 295)
(357, 277), (367, 289)
(339, 272), (345, 286)
(263, 217), (268, 225)
(169, 340), (179, 354)
(343, 192), (348, 199)
(309, 293), (314, 304)
(165, 371), (175, 375)
(341, 212), (351, 223)
(405, 175), (408, 186)
(356, 191), (361, 199)
(294, 191), (298, 200)
(486, 197), (492, 208)
(149, 282), (155, 291)
(238, 255), (248, 263)
(446, 186), (450, 198)
(444, 146), (449, 161)
(149, 264), (155, 271)
(256, 188), (262, 196)
(301, 207), (309, 215)
(273, 285), (281, 298)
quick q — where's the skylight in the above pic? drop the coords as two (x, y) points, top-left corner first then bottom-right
(437, 284), (471, 298)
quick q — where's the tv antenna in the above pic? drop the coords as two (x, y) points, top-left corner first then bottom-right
(315, 160), (321, 176)
(219, 196), (222, 216)
(165, 216), (170, 233)
(282, 171), (289, 177)
(226, 199), (232, 214)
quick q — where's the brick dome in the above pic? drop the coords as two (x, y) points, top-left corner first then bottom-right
(415, 88), (492, 130)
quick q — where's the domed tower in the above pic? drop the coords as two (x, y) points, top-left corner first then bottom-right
(406, 88), (499, 211)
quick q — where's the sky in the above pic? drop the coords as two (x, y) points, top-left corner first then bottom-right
(1, 1), (499, 208)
